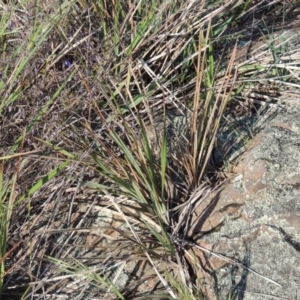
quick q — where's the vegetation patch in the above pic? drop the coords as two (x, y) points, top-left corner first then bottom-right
(1, 0), (300, 298)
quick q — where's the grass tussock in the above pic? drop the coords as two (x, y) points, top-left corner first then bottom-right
(1, 0), (300, 299)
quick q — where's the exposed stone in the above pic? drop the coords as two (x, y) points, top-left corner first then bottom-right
(190, 103), (300, 299)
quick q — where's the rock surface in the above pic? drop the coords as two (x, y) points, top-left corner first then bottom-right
(190, 103), (300, 299)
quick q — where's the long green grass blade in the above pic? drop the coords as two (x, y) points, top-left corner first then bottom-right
(16, 160), (71, 204)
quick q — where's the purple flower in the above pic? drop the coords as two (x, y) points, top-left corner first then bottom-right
(8, 20), (14, 30)
(64, 60), (72, 69)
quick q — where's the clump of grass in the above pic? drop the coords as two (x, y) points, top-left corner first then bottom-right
(1, 0), (299, 299)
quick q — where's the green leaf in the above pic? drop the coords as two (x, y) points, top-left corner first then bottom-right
(16, 160), (71, 204)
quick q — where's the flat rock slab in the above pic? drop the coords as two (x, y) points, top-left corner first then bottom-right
(190, 103), (300, 299)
